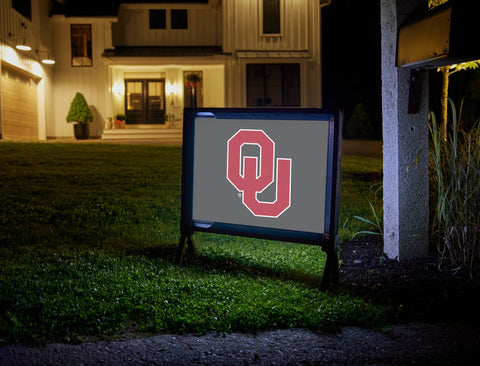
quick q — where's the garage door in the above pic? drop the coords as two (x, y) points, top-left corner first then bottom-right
(1, 64), (38, 140)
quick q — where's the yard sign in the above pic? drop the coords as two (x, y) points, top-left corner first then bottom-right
(177, 108), (342, 289)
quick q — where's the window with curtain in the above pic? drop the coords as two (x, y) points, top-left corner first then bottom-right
(71, 24), (92, 67)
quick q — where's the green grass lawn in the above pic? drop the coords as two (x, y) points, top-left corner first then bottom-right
(0, 142), (383, 344)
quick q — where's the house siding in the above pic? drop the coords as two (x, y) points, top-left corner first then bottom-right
(223, 0), (324, 108)
(223, 0), (310, 52)
(51, 17), (115, 138)
(112, 3), (221, 47)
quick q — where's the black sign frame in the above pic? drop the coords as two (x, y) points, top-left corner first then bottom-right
(177, 108), (342, 289)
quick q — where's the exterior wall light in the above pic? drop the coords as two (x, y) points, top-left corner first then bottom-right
(10, 23), (31, 51)
(15, 42), (31, 51)
(166, 82), (178, 96)
(112, 83), (125, 95)
(37, 50), (55, 65)
(36, 50), (55, 65)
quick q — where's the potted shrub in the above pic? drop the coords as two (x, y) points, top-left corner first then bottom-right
(66, 92), (93, 139)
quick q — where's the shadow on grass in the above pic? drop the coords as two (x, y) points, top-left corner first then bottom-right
(165, 246), (325, 289)
(90, 237), (326, 289)
(196, 252), (324, 288)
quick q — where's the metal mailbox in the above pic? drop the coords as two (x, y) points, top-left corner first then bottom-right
(397, 1), (480, 68)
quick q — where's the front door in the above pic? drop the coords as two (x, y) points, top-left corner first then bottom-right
(125, 79), (165, 124)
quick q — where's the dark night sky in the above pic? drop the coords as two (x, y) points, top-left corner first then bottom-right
(322, 0), (382, 139)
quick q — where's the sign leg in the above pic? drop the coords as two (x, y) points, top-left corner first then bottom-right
(176, 235), (196, 265)
(320, 246), (339, 291)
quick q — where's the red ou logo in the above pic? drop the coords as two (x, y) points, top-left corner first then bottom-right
(226, 129), (292, 218)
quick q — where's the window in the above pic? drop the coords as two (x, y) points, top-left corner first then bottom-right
(263, 0), (280, 34)
(149, 9), (188, 30)
(12, 0), (31, 21)
(149, 9), (166, 29)
(247, 64), (300, 107)
(171, 9), (188, 29)
(71, 25), (92, 67)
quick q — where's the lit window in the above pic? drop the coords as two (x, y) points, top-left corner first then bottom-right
(71, 24), (92, 67)
(125, 79), (166, 124)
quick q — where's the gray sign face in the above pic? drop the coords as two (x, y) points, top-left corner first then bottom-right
(192, 117), (330, 234)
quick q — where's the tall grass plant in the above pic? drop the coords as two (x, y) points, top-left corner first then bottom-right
(429, 99), (480, 278)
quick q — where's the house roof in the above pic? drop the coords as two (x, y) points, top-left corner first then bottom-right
(51, 0), (120, 17)
(51, 0), (208, 17)
(103, 46), (224, 58)
(236, 51), (312, 59)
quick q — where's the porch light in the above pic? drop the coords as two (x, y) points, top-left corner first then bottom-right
(166, 82), (178, 96)
(112, 83), (125, 95)
(41, 55), (55, 65)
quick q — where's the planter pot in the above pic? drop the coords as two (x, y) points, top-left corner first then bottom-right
(74, 123), (89, 140)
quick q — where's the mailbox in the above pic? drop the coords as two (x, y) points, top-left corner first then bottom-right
(397, 1), (480, 68)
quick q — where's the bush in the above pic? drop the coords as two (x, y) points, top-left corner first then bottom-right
(66, 92), (93, 124)
(429, 99), (480, 278)
(345, 103), (374, 140)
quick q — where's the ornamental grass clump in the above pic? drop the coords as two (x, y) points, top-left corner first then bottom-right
(429, 99), (480, 279)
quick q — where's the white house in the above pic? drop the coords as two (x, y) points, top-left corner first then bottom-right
(0, 0), (54, 140)
(0, 0), (330, 141)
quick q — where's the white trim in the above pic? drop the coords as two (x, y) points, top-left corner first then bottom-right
(124, 72), (166, 79)
(37, 78), (47, 140)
